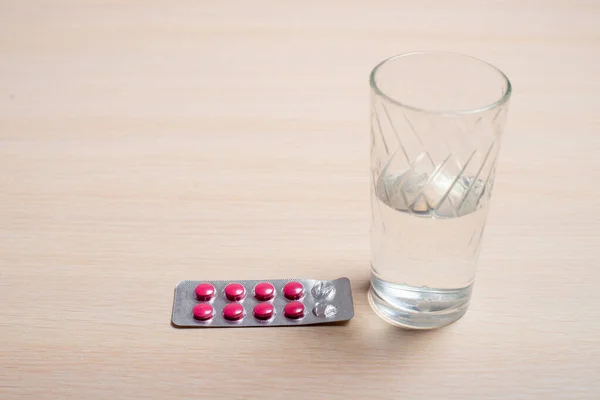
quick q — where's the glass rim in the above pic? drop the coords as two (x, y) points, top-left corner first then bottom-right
(369, 51), (512, 116)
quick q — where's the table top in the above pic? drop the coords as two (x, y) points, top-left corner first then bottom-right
(1, 1), (599, 399)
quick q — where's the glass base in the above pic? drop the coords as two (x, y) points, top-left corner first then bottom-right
(368, 279), (472, 330)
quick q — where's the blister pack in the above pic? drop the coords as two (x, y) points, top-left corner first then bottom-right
(172, 277), (354, 327)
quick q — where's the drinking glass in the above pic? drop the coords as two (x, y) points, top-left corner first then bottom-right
(368, 52), (511, 329)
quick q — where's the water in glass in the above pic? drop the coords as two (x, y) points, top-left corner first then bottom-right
(369, 162), (490, 329)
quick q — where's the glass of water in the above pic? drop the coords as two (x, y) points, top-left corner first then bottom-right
(368, 52), (511, 329)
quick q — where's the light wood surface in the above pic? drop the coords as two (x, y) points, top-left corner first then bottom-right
(1, 1), (599, 399)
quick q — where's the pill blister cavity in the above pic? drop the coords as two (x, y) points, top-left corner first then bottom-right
(254, 282), (275, 301)
(312, 302), (337, 318)
(283, 281), (304, 300)
(195, 283), (216, 301)
(224, 283), (246, 301)
(193, 303), (215, 321)
(223, 303), (245, 321)
(284, 301), (305, 319)
(311, 281), (336, 300)
(253, 303), (275, 320)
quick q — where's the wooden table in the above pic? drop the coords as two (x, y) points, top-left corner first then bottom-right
(1, 1), (599, 399)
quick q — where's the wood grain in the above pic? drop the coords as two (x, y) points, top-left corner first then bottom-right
(1, 1), (599, 399)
